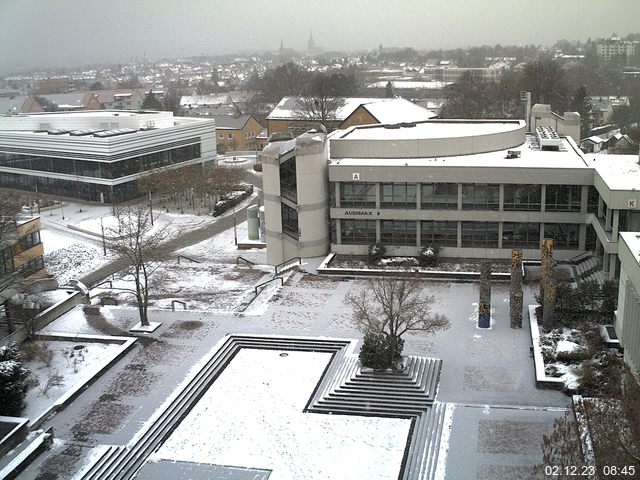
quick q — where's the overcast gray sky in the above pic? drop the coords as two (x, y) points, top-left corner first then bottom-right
(1, 0), (639, 71)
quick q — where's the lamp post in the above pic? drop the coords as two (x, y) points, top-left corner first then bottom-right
(148, 190), (154, 226)
(233, 202), (238, 246)
(101, 217), (107, 256)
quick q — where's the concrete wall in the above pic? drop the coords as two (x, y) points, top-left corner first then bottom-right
(616, 234), (640, 372)
(530, 104), (581, 143)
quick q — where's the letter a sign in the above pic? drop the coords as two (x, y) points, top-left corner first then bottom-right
(629, 199), (638, 209)
(352, 172), (360, 181)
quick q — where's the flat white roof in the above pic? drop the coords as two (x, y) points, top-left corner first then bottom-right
(590, 154), (640, 190)
(330, 135), (590, 170)
(620, 232), (640, 266)
(339, 120), (524, 141)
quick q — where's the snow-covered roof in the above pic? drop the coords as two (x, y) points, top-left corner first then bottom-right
(180, 94), (233, 107)
(620, 232), (640, 267)
(266, 96), (434, 122)
(590, 154), (640, 191)
(366, 81), (450, 90)
(330, 134), (590, 170)
(338, 120), (520, 141)
(359, 99), (436, 124)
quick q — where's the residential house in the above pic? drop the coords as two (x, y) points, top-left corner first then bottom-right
(1, 216), (46, 305)
(93, 88), (148, 110)
(214, 114), (263, 153)
(589, 96), (630, 126)
(30, 92), (101, 112)
(266, 97), (436, 136)
(180, 94), (237, 116)
(0, 96), (44, 115)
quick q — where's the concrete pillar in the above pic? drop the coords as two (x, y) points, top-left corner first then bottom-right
(540, 238), (554, 300)
(510, 249), (523, 329)
(609, 255), (617, 280)
(540, 185), (546, 212)
(247, 205), (259, 240)
(498, 184), (504, 212)
(580, 185), (588, 214)
(612, 209), (620, 239)
(478, 262), (492, 329)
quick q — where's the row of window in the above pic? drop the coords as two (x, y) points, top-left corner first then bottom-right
(0, 144), (201, 180)
(217, 131), (257, 140)
(337, 182), (598, 213)
(338, 219), (581, 249)
(0, 171), (139, 203)
(19, 231), (41, 251)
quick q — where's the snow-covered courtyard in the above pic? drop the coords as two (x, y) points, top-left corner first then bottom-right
(151, 348), (411, 480)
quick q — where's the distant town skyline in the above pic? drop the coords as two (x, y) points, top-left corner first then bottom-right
(1, 0), (639, 71)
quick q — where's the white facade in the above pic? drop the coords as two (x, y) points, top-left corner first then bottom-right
(616, 232), (640, 372)
(0, 110), (216, 202)
(262, 118), (640, 281)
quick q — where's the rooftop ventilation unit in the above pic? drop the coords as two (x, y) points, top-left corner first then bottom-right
(69, 129), (101, 136)
(47, 129), (70, 135)
(93, 128), (137, 138)
(535, 126), (562, 149)
(505, 150), (521, 159)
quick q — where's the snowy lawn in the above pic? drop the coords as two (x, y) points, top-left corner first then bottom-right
(538, 326), (592, 390)
(41, 227), (114, 285)
(21, 339), (123, 420)
(95, 260), (270, 312)
(152, 349), (411, 480)
(329, 254), (511, 273)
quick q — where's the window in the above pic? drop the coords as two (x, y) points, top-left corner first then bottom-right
(544, 223), (579, 249)
(421, 183), (458, 209)
(0, 247), (14, 276)
(587, 185), (599, 213)
(340, 182), (376, 208)
(504, 184), (541, 211)
(281, 203), (298, 239)
(461, 184), (499, 210)
(19, 231), (41, 250)
(421, 220), (457, 246)
(380, 220), (416, 246)
(381, 183), (416, 209)
(20, 255), (44, 275)
(502, 223), (539, 249)
(219, 133), (224, 139)
(279, 157), (297, 202)
(244, 132), (249, 139)
(545, 185), (581, 212)
(228, 133), (233, 140)
(461, 222), (498, 248)
(340, 219), (376, 245)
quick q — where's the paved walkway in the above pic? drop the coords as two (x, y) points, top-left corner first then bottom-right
(15, 269), (570, 479)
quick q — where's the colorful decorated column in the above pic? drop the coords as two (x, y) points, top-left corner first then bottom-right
(510, 249), (523, 329)
(478, 262), (492, 328)
(540, 238), (556, 327)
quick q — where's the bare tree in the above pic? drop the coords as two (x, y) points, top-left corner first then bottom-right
(540, 354), (640, 474)
(1, 193), (25, 331)
(294, 74), (347, 133)
(107, 206), (168, 326)
(346, 276), (449, 369)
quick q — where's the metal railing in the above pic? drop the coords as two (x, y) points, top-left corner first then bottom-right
(236, 256), (255, 267)
(274, 257), (301, 276)
(171, 300), (187, 311)
(177, 255), (201, 264)
(254, 276), (284, 296)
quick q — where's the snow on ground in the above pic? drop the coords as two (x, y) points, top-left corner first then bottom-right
(152, 349), (411, 480)
(177, 219), (266, 264)
(22, 340), (122, 420)
(95, 260), (270, 312)
(40, 227), (114, 285)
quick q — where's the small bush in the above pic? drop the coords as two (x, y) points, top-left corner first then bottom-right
(359, 333), (404, 371)
(21, 342), (54, 366)
(418, 245), (440, 268)
(0, 343), (30, 416)
(367, 242), (386, 266)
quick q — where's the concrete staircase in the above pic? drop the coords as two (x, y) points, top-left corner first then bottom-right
(78, 335), (446, 480)
(572, 254), (605, 285)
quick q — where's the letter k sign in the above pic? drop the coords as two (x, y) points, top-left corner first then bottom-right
(629, 199), (638, 209)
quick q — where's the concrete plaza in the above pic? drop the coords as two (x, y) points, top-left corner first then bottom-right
(17, 268), (568, 479)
